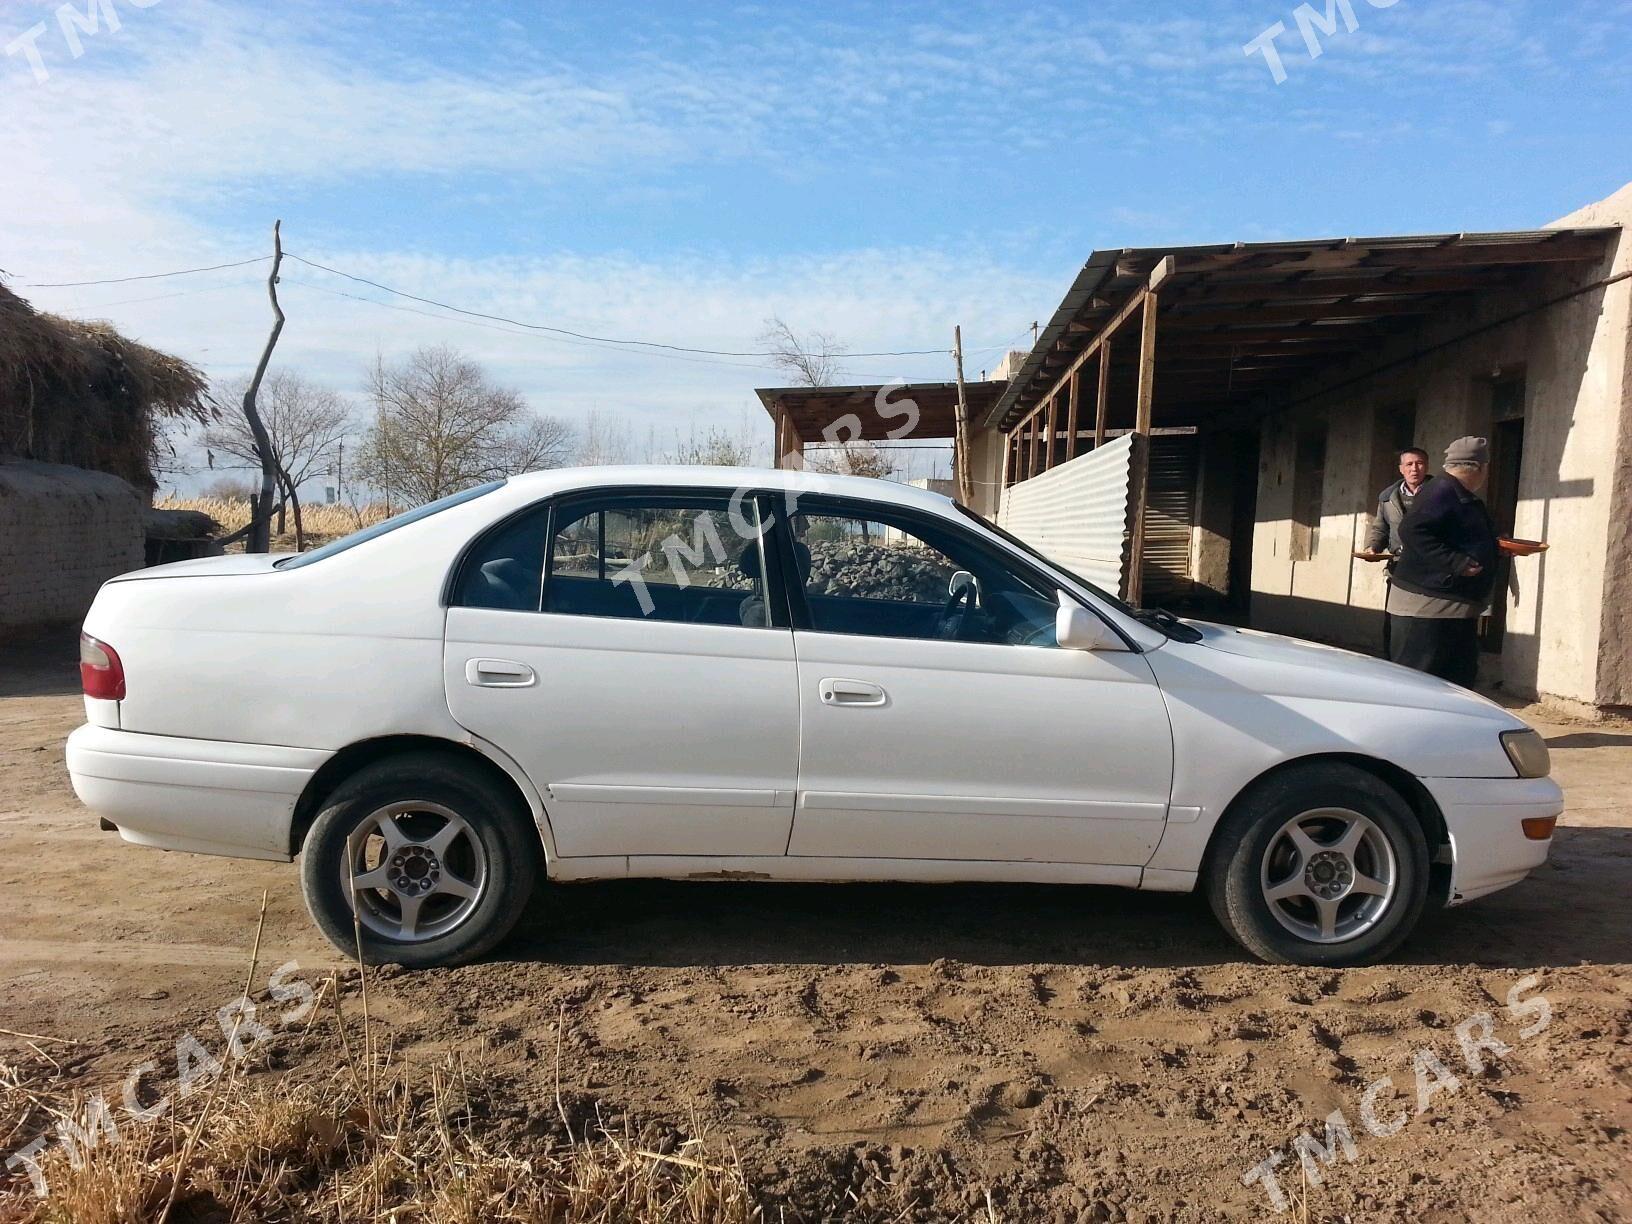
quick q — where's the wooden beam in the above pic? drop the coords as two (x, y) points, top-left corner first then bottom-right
(1021, 285), (1151, 430)
(1156, 324), (1382, 344)
(1174, 270), (1504, 303)
(1160, 338), (1360, 357)
(1064, 369), (1080, 462)
(1000, 429), (1012, 490)
(1162, 299), (1436, 327)
(1135, 292), (1159, 435)
(1126, 294), (1159, 609)
(1027, 412), (1040, 478)
(1210, 236), (1610, 275)
(1094, 343), (1111, 449)
(1044, 392), (1058, 471)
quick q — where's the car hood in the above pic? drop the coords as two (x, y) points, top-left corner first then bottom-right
(1173, 619), (1515, 723)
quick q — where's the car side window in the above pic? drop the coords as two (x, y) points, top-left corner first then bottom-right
(544, 499), (772, 628)
(452, 504), (550, 610)
(794, 510), (1059, 646)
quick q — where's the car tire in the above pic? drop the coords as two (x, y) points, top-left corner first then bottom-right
(300, 754), (540, 968)
(1204, 762), (1430, 967)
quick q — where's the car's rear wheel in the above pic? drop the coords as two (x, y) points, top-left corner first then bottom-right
(1204, 762), (1430, 966)
(300, 755), (539, 967)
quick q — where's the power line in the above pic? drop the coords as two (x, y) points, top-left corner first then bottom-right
(16, 248), (1025, 370)
(21, 256), (270, 288)
(52, 279), (268, 311)
(281, 276), (789, 372)
(283, 251), (953, 359)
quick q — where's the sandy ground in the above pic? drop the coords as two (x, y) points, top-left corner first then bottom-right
(1, 626), (1628, 1220)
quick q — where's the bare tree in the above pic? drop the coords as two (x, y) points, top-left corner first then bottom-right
(204, 370), (351, 548)
(202, 475), (257, 501)
(356, 345), (572, 507)
(759, 315), (848, 388)
(759, 315), (894, 478)
(574, 408), (634, 467)
(806, 441), (898, 479)
(658, 420), (759, 467)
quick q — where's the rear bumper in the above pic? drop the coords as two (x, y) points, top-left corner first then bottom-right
(66, 725), (325, 862)
(1422, 775), (1563, 904)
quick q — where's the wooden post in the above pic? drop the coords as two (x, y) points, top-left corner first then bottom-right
(1125, 290), (1160, 607)
(1000, 429), (1012, 491)
(774, 407), (804, 470)
(952, 325), (973, 505)
(1027, 411), (1040, 478)
(1064, 369), (1080, 462)
(242, 220), (285, 553)
(1093, 344), (1111, 449)
(1044, 393), (1058, 471)
(1134, 289), (1159, 435)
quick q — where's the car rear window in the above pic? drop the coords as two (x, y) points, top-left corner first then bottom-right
(275, 480), (506, 570)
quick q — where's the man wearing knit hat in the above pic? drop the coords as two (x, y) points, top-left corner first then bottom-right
(1386, 435), (1499, 688)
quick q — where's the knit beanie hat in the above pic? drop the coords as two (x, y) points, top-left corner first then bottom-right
(1444, 436), (1489, 466)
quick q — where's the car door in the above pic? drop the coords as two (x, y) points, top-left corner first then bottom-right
(779, 497), (1173, 867)
(443, 489), (800, 860)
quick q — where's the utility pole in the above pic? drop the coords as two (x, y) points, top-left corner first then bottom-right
(952, 325), (973, 507)
(242, 220), (285, 552)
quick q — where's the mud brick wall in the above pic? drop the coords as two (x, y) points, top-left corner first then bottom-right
(0, 459), (144, 632)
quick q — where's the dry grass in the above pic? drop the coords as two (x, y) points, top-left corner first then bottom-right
(4, 1059), (755, 1224)
(153, 496), (394, 552)
(0, 282), (213, 492)
(0, 912), (757, 1224)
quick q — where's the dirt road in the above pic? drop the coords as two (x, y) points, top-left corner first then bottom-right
(2, 628), (1628, 1219)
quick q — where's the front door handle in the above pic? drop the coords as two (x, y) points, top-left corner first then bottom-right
(820, 678), (886, 707)
(465, 658), (536, 688)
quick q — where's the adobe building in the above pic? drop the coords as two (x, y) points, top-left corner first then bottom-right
(759, 180), (1632, 714)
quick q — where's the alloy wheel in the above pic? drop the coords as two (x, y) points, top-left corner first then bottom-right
(342, 801), (487, 942)
(1258, 806), (1398, 944)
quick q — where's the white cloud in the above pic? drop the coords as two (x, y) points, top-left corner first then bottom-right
(4, 0), (1617, 493)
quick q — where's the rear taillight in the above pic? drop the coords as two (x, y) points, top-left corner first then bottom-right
(79, 632), (126, 701)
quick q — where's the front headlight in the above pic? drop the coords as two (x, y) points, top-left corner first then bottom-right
(1500, 729), (1551, 778)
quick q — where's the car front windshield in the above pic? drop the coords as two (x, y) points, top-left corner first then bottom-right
(275, 480), (506, 569)
(954, 504), (1135, 615)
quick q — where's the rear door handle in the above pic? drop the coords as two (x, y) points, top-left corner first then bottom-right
(819, 678), (886, 707)
(465, 658), (536, 688)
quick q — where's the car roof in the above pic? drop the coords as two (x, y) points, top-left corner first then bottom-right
(504, 465), (960, 514)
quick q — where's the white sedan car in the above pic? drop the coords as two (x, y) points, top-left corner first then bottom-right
(67, 466), (1560, 968)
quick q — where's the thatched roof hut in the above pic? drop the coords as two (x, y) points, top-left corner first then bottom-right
(0, 280), (213, 492)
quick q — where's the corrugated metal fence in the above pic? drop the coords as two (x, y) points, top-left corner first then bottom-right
(998, 434), (1139, 595)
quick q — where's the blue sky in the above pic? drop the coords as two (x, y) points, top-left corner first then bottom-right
(3, 0), (1629, 484)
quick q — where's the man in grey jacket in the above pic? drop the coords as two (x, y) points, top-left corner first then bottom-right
(1357, 447), (1431, 653)
(1364, 447), (1432, 556)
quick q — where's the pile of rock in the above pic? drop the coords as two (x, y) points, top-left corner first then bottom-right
(805, 540), (952, 603)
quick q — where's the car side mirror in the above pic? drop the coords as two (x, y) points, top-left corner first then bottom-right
(948, 569), (981, 606)
(1056, 593), (1116, 651)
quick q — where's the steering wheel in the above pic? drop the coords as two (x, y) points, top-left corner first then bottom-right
(936, 582), (975, 641)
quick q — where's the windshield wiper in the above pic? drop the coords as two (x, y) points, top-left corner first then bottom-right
(1131, 606), (1203, 643)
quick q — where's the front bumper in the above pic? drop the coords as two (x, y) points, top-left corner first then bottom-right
(66, 725), (326, 861)
(1421, 775), (1564, 904)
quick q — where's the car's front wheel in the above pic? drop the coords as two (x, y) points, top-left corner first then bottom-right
(1204, 762), (1430, 966)
(300, 755), (539, 967)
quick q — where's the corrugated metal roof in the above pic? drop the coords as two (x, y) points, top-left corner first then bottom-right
(983, 226), (1621, 432)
